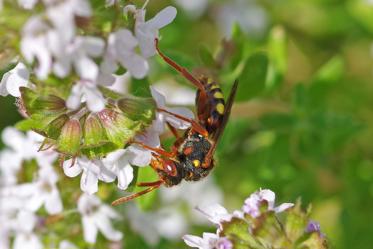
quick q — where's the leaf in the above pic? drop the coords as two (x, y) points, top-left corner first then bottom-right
(199, 45), (215, 67)
(237, 52), (269, 101)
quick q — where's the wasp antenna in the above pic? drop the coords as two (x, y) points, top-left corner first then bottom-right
(155, 38), (205, 92)
(111, 183), (162, 206)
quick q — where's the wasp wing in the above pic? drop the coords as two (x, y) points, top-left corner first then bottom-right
(212, 80), (239, 145)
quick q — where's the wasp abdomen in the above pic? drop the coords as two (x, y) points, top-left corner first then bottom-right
(196, 78), (226, 134)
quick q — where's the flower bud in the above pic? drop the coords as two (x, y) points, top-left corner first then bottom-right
(45, 114), (69, 140)
(57, 118), (81, 155)
(83, 114), (106, 147)
(116, 97), (155, 124)
(97, 109), (140, 147)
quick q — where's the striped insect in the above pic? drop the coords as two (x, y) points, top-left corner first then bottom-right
(112, 39), (238, 205)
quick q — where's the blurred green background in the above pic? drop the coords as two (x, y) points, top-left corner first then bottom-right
(2, 0), (373, 248)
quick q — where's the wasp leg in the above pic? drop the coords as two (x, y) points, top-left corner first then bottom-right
(111, 183), (162, 206)
(167, 122), (180, 139)
(158, 108), (209, 137)
(131, 141), (176, 158)
(155, 38), (205, 92)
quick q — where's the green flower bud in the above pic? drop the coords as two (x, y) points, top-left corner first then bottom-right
(45, 114), (69, 140)
(57, 118), (81, 155)
(83, 114), (107, 147)
(97, 109), (141, 147)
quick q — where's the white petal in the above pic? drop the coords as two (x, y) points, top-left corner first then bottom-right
(259, 189), (276, 208)
(45, 188), (63, 214)
(63, 159), (83, 177)
(164, 106), (194, 130)
(94, 212), (123, 241)
(2, 63), (29, 97)
(128, 146), (152, 166)
(196, 203), (231, 224)
(18, 0), (38, 9)
(81, 170), (99, 194)
(117, 164), (133, 190)
(150, 86), (166, 107)
(66, 84), (83, 110)
(147, 6), (177, 29)
(53, 56), (72, 78)
(82, 216), (98, 244)
(2, 127), (26, 151)
(74, 56), (99, 81)
(117, 51), (149, 79)
(59, 240), (78, 249)
(84, 86), (106, 112)
(27, 191), (45, 212)
(274, 203), (294, 213)
(81, 36), (105, 57)
(183, 234), (205, 248)
(14, 233), (42, 249)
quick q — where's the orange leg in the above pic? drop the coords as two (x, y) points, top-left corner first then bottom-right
(111, 183), (162, 206)
(158, 108), (208, 137)
(167, 122), (180, 139)
(155, 38), (205, 92)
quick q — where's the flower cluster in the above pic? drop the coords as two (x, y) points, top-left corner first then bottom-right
(0, 127), (126, 248)
(183, 189), (328, 249)
(0, 0), (194, 197)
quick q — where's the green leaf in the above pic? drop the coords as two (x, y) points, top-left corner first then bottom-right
(199, 45), (215, 67)
(237, 52), (269, 101)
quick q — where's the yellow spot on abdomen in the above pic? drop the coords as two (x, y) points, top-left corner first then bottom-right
(193, 160), (201, 167)
(216, 103), (225, 114)
(214, 92), (224, 99)
(210, 84), (219, 90)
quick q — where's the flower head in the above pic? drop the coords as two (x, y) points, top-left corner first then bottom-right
(242, 189), (294, 218)
(78, 193), (123, 244)
(183, 233), (233, 249)
(0, 62), (30, 97)
(63, 157), (116, 194)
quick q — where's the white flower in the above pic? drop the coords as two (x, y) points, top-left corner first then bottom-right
(215, 0), (268, 37)
(59, 240), (78, 249)
(13, 210), (43, 249)
(27, 166), (63, 215)
(0, 62), (30, 97)
(242, 189), (294, 218)
(0, 128), (57, 185)
(66, 80), (106, 112)
(78, 193), (123, 244)
(53, 36), (105, 81)
(125, 204), (188, 245)
(174, 0), (208, 18)
(134, 6), (177, 58)
(46, 0), (91, 43)
(195, 203), (232, 226)
(18, 0), (38, 9)
(102, 29), (149, 79)
(183, 233), (233, 249)
(63, 157), (116, 194)
(103, 128), (159, 190)
(21, 16), (53, 79)
(150, 86), (194, 133)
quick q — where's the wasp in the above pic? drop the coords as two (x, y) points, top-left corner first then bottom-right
(112, 39), (238, 205)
